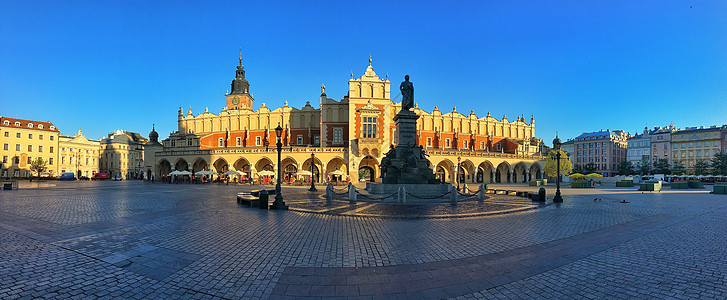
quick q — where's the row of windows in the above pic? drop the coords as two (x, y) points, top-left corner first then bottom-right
(576, 157), (609, 163)
(673, 150), (720, 158)
(61, 147), (96, 154)
(60, 156), (96, 165)
(1, 120), (54, 130)
(673, 141), (720, 148)
(423, 137), (502, 151)
(3, 143), (54, 153)
(577, 149), (609, 156)
(3, 131), (54, 140)
(1, 155), (54, 165)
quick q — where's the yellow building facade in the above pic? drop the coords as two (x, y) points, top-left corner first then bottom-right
(146, 57), (547, 184)
(671, 126), (723, 171)
(0, 116), (60, 178)
(58, 129), (101, 178)
(99, 130), (147, 179)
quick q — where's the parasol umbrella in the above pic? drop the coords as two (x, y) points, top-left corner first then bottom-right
(568, 173), (585, 177)
(295, 170), (312, 177)
(584, 173), (603, 177)
(328, 170), (346, 176)
(168, 170), (182, 176)
(256, 170), (275, 177)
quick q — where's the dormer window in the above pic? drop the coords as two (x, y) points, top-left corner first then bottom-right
(38, 124), (43, 129)
(28, 123), (33, 128)
(14, 122), (20, 126)
(50, 126), (55, 130)
(2, 120), (8, 126)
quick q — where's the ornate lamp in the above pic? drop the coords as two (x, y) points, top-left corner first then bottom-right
(271, 124), (288, 209)
(552, 133), (563, 202)
(309, 152), (317, 192)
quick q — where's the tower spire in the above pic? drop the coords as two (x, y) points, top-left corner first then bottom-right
(239, 47), (242, 65)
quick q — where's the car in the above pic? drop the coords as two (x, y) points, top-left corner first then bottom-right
(112, 176), (123, 181)
(79, 176), (90, 181)
(58, 172), (76, 180)
(91, 173), (109, 180)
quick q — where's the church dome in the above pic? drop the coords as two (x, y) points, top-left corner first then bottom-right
(149, 124), (159, 143)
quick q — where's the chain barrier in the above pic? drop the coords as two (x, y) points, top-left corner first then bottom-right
(405, 191), (452, 199)
(329, 186), (350, 195)
(354, 190), (399, 200)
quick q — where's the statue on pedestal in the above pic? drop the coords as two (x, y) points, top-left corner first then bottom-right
(400, 75), (414, 110)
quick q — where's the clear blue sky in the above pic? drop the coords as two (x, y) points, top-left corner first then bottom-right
(1, 1), (726, 145)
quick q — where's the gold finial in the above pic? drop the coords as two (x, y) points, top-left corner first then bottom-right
(350, 70), (353, 78)
(368, 55), (372, 65)
(386, 73), (389, 80)
(238, 47), (242, 65)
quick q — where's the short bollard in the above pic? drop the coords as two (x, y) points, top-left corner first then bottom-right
(259, 189), (269, 209)
(326, 184), (333, 200)
(348, 183), (357, 204)
(478, 184), (486, 202)
(537, 187), (546, 202)
(450, 185), (458, 205)
(398, 186), (406, 203)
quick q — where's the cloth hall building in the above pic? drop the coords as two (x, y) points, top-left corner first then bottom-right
(144, 57), (547, 184)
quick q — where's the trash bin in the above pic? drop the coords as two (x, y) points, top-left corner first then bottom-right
(259, 189), (269, 209)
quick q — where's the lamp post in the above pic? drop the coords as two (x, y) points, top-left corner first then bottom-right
(271, 124), (288, 209)
(456, 156), (461, 192)
(309, 152), (317, 192)
(552, 133), (564, 203)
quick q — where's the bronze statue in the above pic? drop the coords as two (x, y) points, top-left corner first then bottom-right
(400, 75), (414, 110)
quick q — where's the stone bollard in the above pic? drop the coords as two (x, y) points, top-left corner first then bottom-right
(326, 184), (333, 200)
(398, 186), (407, 203)
(478, 184), (486, 202)
(537, 187), (546, 202)
(349, 183), (357, 204)
(259, 189), (269, 209)
(450, 185), (458, 205)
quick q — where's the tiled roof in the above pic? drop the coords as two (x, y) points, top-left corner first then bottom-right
(0, 116), (59, 132)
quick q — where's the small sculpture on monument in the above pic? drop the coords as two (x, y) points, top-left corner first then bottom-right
(400, 75), (414, 110)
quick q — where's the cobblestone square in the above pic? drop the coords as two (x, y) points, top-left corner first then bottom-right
(2, 181), (727, 299)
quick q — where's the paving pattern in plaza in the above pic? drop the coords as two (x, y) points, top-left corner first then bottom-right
(1, 181), (726, 299)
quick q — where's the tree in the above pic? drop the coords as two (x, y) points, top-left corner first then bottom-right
(711, 152), (727, 175)
(544, 149), (572, 178)
(583, 162), (597, 174)
(30, 157), (47, 179)
(672, 161), (686, 175)
(638, 158), (651, 175)
(618, 160), (634, 175)
(694, 160), (709, 176)
(653, 158), (671, 175)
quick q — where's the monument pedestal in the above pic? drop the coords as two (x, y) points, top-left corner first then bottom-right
(366, 182), (450, 197)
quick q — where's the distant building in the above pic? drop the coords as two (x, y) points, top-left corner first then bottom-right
(58, 129), (101, 178)
(626, 127), (652, 170)
(671, 125), (723, 171)
(0, 116), (60, 178)
(572, 129), (629, 176)
(650, 125), (677, 168)
(99, 129), (148, 179)
(560, 139), (575, 159)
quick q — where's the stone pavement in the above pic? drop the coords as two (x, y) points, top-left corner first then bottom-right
(1, 181), (726, 299)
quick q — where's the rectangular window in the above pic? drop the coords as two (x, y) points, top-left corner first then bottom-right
(62, 156), (65, 164)
(3, 143), (7, 151)
(38, 146), (43, 152)
(50, 146), (54, 153)
(28, 145), (32, 152)
(696, 142), (701, 147)
(29, 133), (34, 139)
(445, 138), (451, 148)
(50, 136), (54, 141)
(577, 144), (581, 149)
(255, 136), (261, 146)
(714, 141), (719, 147)
(16, 132), (21, 138)
(479, 141), (484, 149)
(2, 156), (6, 163)
(696, 151), (701, 157)
(49, 158), (53, 165)
(427, 137), (433, 147)
(39, 134), (43, 140)
(333, 128), (343, 144)
(463, 140), (468, 149)
(187, 138), (193, 146)
(3, 132), (7, 137)
(236, 137), (241, 146)
(27, 157), (32, 164)
(362, 117), (378, 138)
(314, 135), (320, 145)
(297, 135), (303, 145)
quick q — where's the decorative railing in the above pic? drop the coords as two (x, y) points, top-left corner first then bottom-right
(424, 149), (545, 160)
(157, 146), (346, 157)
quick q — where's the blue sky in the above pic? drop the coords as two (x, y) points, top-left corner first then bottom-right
(1, 1), (726, 145)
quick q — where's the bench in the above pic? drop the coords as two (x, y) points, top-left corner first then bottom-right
(237, 189), (276, 208)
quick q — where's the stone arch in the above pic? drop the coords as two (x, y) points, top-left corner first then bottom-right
(361, 148), (370, 157)
(192, 157), (208, 173)
(326, 157), (347, 182)
(174, 158), (189, 171)
(530, 163), (543, 180)
(302, 155), (323, 183)
(281, 156), (298, 183)
(158, 159), (172, 178)
(436, 159), (455, 183)
(513, 162), (528, 183)
(213, 158), (229, 173)
(496, 161), (511, 183)
(255, 157), (274, 172)
(460, 159), (476, 183)
(358, 155), (379, 182)
(233, 157), (251, 171)
(476, 160), (495, 183)
(371, 148), (380, 158)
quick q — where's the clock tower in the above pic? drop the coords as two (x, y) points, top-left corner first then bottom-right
(226, 52), (254, 110)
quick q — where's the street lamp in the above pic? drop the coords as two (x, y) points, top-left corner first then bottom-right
(456, 156), (461, 192)
(552, 133), (564, 203)
(309, 152), (317, 192)
(271, 124), (288, 209)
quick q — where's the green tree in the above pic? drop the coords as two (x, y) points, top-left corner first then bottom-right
(583, 162), (597, 174)
(638, 158), (651, 175)
(694, 159), (709, 176)
(618, 160), (634, 175)
(30, 157), (47, 179)
(544, 149), (572, 177)
(653, 158), (671, 174)
(711, 152), (727, 175)
(672, 161), (686, 175)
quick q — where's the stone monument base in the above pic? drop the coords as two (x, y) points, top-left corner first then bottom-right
(365, 182), (451, 197)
